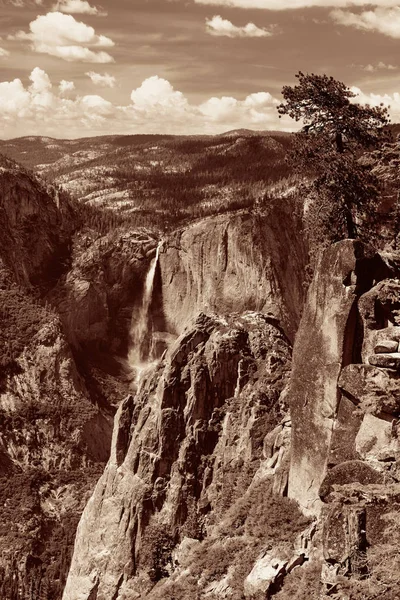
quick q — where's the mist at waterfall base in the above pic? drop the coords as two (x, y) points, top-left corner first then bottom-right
(128, 244), (162, 383)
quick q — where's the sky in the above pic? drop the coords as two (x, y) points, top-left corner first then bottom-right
(0, 0), (400, 138)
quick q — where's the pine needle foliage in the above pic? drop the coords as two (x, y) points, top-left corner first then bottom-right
(278, 72), (391, 244)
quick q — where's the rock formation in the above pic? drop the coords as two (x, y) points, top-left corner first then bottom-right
(287, 238), (400, 593)
(62, 223), (400, 597)
(0, 158), (115, 599)
(0, 157), (73, 288)
(159, 200), (308, 343)
(62, 312), (295, 600)
(287, 240), (390, 514)
(5, 145), (400, 599)
(52, 229), (159, 354)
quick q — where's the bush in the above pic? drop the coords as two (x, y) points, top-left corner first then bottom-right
(218, 477), (310, 544)
(274, 560), (322, 600)
(139, 520), (176, 582)
(334, 511), (400, 600)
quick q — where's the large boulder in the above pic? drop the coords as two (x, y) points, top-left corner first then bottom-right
(319, 461), (385, 502)
(244, 552), (287, 598)
(355, 413), (400, 463)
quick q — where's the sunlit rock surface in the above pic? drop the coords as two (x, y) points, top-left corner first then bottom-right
(160, 201), (308, 343)
(63, 312), (293, 600)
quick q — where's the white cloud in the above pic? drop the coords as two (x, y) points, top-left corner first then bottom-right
(29, 67), (52, 93)
(351, 86), (400, 122)
(0, 69), (294, 138)
(124, 77), (293, 132)
(130, 76), (189, 111)
(363, 62), (397, 72)
(195, 0), (400, 8)
(0, 79), (31, 116)
(28, 68), (54, 111)
(59, 79), (75, 93)
(0, 68), (117, 137)
(10, 12), (114, 63)
(199, 91), (280, 125)
(86, 71), (116, 87)
(5, 69), (399, 139)
(205, 15), (273, 37)
(332, 7), (400, 38)
(52, 0), (105, 15)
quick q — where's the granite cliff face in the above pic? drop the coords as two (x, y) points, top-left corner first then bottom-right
(0, 158), (73, 288)
(53, 229), (159, 355)
(287, 239), (400, 594)
(60, 196), (313, 599)
(0, 156), (314, 600)
(6, 148), (400, 599)
(63, 312), (300, 600)
(288, 240), (391, 514)
(159, 200), (308, 343)
(63, 232), (400, 599)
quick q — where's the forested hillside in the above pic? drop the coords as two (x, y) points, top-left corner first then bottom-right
(0, 131), (293, 230)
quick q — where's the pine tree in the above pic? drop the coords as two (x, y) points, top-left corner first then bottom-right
(277, 72), (391, 240)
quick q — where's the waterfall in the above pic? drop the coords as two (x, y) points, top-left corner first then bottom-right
(128, 243), (160, 370)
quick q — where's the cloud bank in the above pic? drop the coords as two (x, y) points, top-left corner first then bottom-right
(0, 69), (295, 138)
(1, 68), (398, 139)
(332, 7), (400, 38)
(10, 12), (114, 62)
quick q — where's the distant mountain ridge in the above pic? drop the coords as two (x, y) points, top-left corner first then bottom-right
(0, 131), (294, 228)
(0, 129), (292, 170)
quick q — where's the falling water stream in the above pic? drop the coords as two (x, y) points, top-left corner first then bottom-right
(128, 243), (160, 377)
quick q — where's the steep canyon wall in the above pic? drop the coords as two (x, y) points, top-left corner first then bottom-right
(159, 201), (308, 343)
(62, 199), (311, 599)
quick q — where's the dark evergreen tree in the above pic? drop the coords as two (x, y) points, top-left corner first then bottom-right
(277, 72), (391, 241)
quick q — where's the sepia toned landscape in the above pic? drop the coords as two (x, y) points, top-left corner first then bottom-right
(1, 1), (400, 599)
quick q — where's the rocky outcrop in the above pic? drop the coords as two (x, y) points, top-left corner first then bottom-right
(52, 230), (159, 353)
(63, 312), (293, 600)
(288, 240), (382, 514)
(0, 316), (112, 468)
(244, 552), (287, 598)
(339, 363), (400, 416)
(159, 200), (308, 343)
(0, 158), (117, 600)
(287, 238), (400, 593)
(0, 158), (73, 288)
